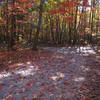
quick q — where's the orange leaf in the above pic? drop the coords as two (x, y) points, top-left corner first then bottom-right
(83, 96), (87, 100)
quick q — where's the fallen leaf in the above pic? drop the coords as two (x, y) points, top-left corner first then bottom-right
(83, 96), (87, 100)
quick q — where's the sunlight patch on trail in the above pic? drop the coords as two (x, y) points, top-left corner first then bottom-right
(15, 64), (38, 76)
(50, 72), (65, 81)
(80, 66), (90, 72)
(42, 46), (99, 55)
(16, 67), (34, 76)
(26, 61), (31, 64)
(55, 55), (64, 59)
(0, 72), (11, 79)
(74, 77), (85, 82)
(16, 63), (25, 66)
(76, 46), (96, 56)
(57, 72), (64, 77)
(50, 76), (58, 81)
(9, 63), (25, 69)
(0, 62), (38, 79)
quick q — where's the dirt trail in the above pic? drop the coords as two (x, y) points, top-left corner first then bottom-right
(0, 46), (100, 100)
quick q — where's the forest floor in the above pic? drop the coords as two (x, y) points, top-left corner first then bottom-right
(0, 46), (100, 100)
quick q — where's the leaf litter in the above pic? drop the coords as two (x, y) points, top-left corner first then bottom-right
(0, 46), (100, 100)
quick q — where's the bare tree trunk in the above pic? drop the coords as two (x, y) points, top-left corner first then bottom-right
(32, 0), (44, 50)
(9, 0), (16, 50)
(5, 0), (9, 51)
(50, 16), (55, 42)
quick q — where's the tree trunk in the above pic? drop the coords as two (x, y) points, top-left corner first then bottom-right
(32, 0), (44, 50)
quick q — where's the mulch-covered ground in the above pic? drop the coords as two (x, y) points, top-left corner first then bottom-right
(0, 46), (100, 100)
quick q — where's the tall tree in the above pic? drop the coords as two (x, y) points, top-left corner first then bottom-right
(32, 0), (45, 50)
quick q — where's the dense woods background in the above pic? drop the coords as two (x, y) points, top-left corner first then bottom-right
(0, 0), (100, 50)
